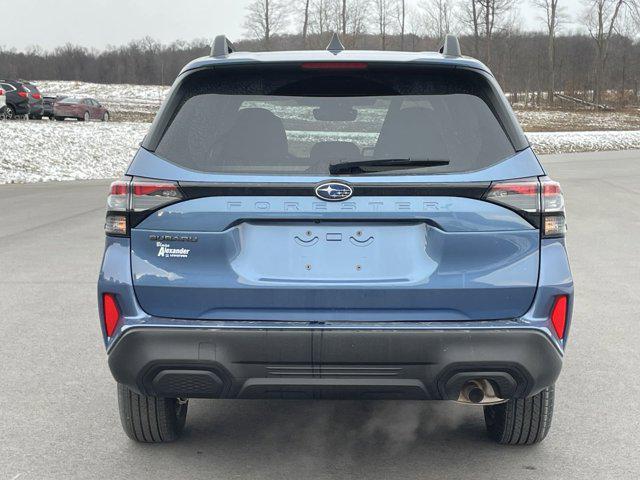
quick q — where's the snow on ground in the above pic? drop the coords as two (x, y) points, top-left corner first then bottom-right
(0, 121), (148, 183)
(1, 120), (640, 184)
(515, 109), (640, 132)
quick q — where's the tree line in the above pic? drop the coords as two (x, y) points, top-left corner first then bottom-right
(1, 0), (639, 108)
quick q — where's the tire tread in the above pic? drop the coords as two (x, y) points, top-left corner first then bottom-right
(484, 385), (555, 445)
(117, 383), (187, 443)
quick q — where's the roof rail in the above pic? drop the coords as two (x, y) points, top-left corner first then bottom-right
(439, 34), (461, 57)
(326, 32), (345, 54)
(211, 35), (235, 57)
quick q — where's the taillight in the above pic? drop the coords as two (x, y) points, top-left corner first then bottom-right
(484, 177), (566, 238)
(0, 89), (4, 95)
(131, 181), (182, 211)
(105, 178), (183, 236)
(484, 179), (540, 212)
(18, 91), (28, 98)
(102, 293), (120, 337)
(550, 295), (568, 339)
(32, 93), (42, 100)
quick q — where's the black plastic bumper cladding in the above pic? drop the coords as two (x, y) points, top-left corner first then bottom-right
(108, 328), (562, 400)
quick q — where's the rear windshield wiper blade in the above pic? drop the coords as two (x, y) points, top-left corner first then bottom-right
(329, 158), (450, 175)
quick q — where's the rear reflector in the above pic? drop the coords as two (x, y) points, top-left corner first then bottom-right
(103, 293), (120, 337)
(550, 295), (568, 339)
(301, 62), (368, 70)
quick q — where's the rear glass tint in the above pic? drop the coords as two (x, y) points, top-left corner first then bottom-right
(153, 67), (518, 176)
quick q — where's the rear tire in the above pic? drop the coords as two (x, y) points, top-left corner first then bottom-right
(5, 105), (15, 120)
(117, 383), (188, 443)
(81, 111), (90, 122)
(102, 112), (109, 122)
(484, 385), (555, 445)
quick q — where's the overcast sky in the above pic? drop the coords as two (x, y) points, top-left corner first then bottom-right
(0, 0), (587, 52)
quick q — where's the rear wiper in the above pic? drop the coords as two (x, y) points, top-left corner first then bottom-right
(329, 158), (450, 175)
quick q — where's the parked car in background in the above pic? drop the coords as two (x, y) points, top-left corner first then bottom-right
(0, 86), (6, 119)
(23, 82), (44, 119)
(54, 97), (109, 122)
(0, 80), (31, 120)
(43, 95), (65, 119)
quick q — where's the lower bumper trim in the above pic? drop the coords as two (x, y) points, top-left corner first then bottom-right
(108, 327), (562, 400)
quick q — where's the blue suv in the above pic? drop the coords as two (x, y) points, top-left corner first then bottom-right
(98, 35), (573, 444)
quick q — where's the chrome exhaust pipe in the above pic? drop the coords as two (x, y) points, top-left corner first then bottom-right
(456, 379), (506, 405)
(462, 381), (485, 404)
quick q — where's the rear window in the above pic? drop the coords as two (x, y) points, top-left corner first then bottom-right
(152, 66), (520, 176)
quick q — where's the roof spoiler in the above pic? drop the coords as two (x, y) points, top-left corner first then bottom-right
(211, 35), (235, 57)
(439, 34), (461, 57)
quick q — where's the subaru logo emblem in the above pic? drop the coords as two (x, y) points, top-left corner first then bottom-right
(315, 182), (353, 201)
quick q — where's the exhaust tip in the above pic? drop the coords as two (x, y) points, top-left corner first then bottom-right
(466, 385), (485, 404)
(457, 379), (504, 405)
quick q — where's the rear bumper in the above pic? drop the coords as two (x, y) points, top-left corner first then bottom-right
(29, 104), (44, 116)
(108, 326), (562, 401)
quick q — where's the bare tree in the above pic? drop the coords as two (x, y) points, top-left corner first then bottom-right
(532, 0), (564, 104)
(342, 0), (348, 36)
(479, 0), (516, 64)
(345, 0), (371, 46)
(374, 0), (393, 49)
(583, 0), (631, 104)
(420, 0), (454, 39)
(458, 0), (483, 57)
(458, 1), (515, 63)
(310, 0), (340, 38)
(395, 0), (407, 50)
(301, 0), (311, 46)
(244, 0), (288, 49)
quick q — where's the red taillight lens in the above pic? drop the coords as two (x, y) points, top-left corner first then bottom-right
(301, 62), (368, 70)
(0, 89), (4, 95)
(484, 179), (540, 213)
(103, 293), (120, 337)
(131, 180), (182, 212)
(18, 91), (28, 98)
(32, 93), (42, 100)
(550, 295), (568, 339)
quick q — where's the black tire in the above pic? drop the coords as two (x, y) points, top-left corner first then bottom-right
(54, 116), (65, 121)
(117, 383), (188, 443)
(5, 105), (16, 120)
(102, 112), (110, 122)
(484, 385), (555, 445)
(80, 111), (90, 122)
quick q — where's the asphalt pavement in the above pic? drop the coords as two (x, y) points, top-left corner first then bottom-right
(1, 150), (639, 479)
